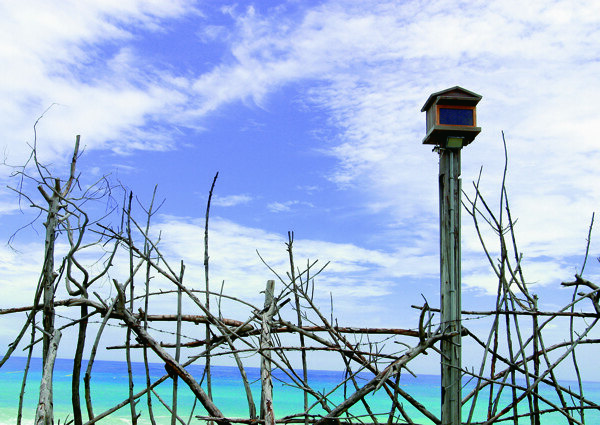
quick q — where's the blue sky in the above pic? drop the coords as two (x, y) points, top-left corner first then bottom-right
(1, 0), (599, 377)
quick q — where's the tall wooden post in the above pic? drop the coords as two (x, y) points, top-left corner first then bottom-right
(421, 86), (481, 425)
(260, 280), (276, 425)
(439, 147), (462, 425)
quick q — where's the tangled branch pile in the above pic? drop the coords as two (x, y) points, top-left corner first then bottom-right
(1, 135), (598, 425)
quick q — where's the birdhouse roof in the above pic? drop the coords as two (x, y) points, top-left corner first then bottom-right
(421, 86), (482, 112)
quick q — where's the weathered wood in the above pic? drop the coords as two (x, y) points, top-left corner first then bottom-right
(286, 233), (309, 425)
(204, 173), (218, 424)
(39, 180), (61, 366)
(439, 147), (462, 425)
(113, 281), (230, 425)
(72, 302), (88, 425)
(107, 325), (419, 350)
(35, 329), (61, 425)
(411, 304), (599, 318)
(84, 290), (129, 422)
(172, 262), (184, 425)
(562, 275), (600, 314)
(260, 280), (276, 425)
(314, 333), (445, 425)
(0, 300), (255, 330)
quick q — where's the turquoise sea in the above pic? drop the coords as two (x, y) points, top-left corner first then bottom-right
(1, 356), (598, 424)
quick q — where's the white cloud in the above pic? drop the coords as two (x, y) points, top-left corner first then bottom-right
(238, 0), (600, 287)
(212, 194), (253, 207)
(0, 0), (197, 164)
(0, 242), (43, 304)
(1, 0), (598, 298)
(0, 201), (22, 215)
(267, 201), (293, 213)
(267, 200), (313, 213)
(462, 257), (573, 297)
(145, 215), (437, 320)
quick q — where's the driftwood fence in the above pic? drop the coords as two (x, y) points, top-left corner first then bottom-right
(1, 135), (599, 425)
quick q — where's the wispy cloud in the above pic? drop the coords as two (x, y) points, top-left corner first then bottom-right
(188, 0), (600, 285)
(1, 0), (598, 299)
(147, 215), (437, 322)
(267, 200), (313, 213)
(0, 0), (197, 163)
(212, 194), (253, 207)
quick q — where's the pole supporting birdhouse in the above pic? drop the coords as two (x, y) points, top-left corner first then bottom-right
(422, 86), (482, 425)
(438, 147), (462, 425)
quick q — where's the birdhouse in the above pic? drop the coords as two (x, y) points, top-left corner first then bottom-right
(421, 86), (482, 148)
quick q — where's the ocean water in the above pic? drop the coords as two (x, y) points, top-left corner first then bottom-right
(1, 356), (598, 424)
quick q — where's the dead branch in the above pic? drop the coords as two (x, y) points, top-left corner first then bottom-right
(34, 329), (61, 425)
(411, 304), (599, 318)
(111, 280), (231, 425)
(314, 331), (446, 425)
